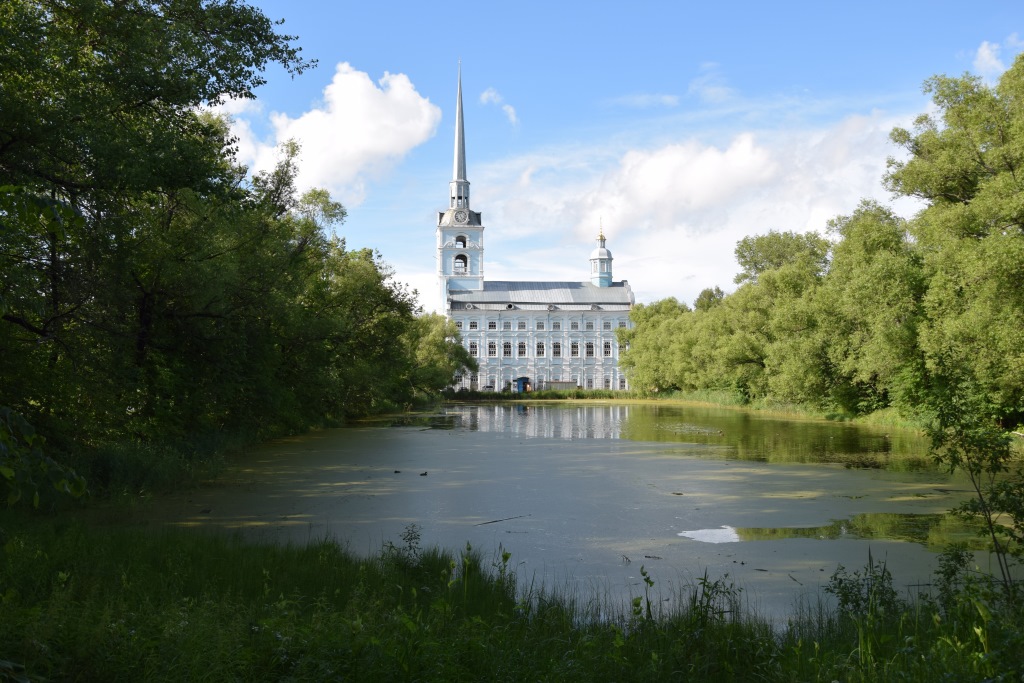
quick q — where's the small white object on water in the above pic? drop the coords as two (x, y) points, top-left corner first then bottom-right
(677, 526), (740, 543)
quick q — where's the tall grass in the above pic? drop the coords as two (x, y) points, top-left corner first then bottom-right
(1, 513), (1021, 681)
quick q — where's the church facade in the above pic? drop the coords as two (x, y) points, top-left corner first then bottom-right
(438, 72), (634, 392)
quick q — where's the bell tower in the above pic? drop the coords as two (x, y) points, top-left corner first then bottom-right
(590, 227), (613, 287)
(437, 66), (484, 306)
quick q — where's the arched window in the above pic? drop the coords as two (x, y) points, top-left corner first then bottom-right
(517, 342), (527, 357)
(503, 342), (512, 358)
(454, 255), (468, 273)
(488, 342), (497, 357)
(570, 342), (579, 358)
(603, 342), (612, 357)
(536, 342), (545, 357)
(455, 235), (467, 248)
(585, 342), (595, 358)
(552, 342), (562, 358)
(469, 342), (478, 357)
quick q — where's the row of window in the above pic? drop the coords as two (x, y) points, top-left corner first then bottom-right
(453, 374), (628, 390)
(468, 341), (616, 359)
(455, 319), (627, 331)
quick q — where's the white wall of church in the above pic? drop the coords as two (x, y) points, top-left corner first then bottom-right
(449, 309), (630, 391)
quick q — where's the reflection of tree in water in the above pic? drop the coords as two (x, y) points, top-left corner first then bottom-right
(732, 512), (986, 550)
(441, 404), (934, 471)
(618, 403), (932, 470)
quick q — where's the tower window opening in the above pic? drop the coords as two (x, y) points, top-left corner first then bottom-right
(456, 235), (467, 248)
(454, 254), (468, 273)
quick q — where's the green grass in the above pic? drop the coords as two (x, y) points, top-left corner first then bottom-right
(1, 513), (1021, 681)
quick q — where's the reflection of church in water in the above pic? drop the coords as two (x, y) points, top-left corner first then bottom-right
(438, 71), (635, 392)
(446, 404), (630, 440)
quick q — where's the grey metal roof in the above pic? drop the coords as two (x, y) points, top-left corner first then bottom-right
(448, 280), (634, 310)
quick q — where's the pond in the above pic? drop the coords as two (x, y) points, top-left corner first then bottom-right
(148, 402), (984, 621)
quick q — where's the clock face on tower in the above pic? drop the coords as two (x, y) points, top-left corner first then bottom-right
(454, 210), (468, 224)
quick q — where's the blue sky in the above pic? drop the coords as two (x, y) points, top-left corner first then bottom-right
(225, 1), (1023, 312)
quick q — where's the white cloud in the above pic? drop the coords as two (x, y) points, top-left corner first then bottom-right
(688, 63), (735, 104)
(974, 40), (1006, 81)
(230, 63), (441, 206)
(608, 93), (680, 108)
(480, 87), (519, 125)
(972, 36), (1024, 83)
(467, 108), (921, 308)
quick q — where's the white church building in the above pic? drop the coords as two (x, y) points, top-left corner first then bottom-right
(438, 72), (635, 392)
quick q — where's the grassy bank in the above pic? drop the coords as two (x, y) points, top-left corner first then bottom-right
(2, 513), (1020, 681)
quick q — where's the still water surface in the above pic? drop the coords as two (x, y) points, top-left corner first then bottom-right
(153, 403), (981, 619)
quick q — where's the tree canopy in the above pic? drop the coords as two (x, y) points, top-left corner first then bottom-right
(621, 54), (1024, 429)
(1, 1), (474, 500)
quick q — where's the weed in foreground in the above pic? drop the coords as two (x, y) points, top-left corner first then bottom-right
(3, 515), (1023, 681)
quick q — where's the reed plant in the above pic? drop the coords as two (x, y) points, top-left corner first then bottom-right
(2, 513), (1021, 681)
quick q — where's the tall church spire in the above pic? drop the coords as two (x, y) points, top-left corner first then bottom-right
(450, 64), (470, 209)
(453, 64), (466, 182)
(438, 64), (484, 300)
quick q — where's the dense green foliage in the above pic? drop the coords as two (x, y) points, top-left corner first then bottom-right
(620, 55), (1024, 429)
(620, 58), (1024, 586)
(0, 1), (474, 495)
(2, 515), (1021, 681)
